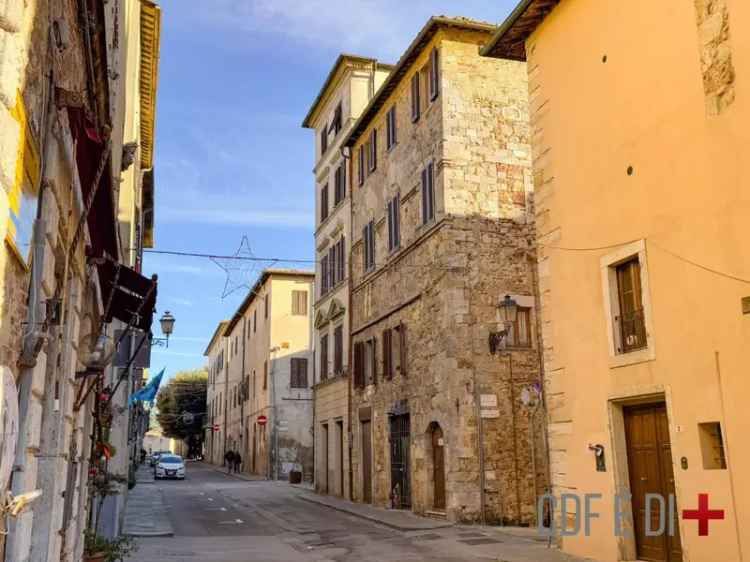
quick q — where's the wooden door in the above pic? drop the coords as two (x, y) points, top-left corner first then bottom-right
(432, 426), (446, 510)
(337, 421), (344, 496)
(322, 424), (329, 494)
(361, 420), (373, 503)
(624, 404), (682, 562)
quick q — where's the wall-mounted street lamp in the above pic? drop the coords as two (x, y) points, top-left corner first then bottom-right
(489, 295), (518, 354)
(151, 310), (176, 348)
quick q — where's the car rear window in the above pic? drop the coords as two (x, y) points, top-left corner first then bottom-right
(160, 456), (181, 463)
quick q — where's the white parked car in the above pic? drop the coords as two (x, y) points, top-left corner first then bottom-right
(154, 454), (185, 480)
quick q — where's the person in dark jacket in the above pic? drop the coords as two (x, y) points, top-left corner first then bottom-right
(224, 450), (234, 472)
(233, 452), (242, 474)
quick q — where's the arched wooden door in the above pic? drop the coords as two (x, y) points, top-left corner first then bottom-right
(432, 425), (446, 510)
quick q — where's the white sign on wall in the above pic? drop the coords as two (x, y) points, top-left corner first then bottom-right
(480, 394), (497, 408)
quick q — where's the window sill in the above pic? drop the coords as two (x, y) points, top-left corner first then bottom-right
(609, 346), (655, 369)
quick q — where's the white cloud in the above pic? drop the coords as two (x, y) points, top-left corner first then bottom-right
(159, 205), (313, 228)
(172, 0), (489, 60)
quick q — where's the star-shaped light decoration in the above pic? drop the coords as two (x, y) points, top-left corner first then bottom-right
(210, 236), (271, 299)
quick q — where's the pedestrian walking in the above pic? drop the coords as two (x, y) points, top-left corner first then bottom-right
(233, 452), (242, 474)
(224, 450), (234, 473)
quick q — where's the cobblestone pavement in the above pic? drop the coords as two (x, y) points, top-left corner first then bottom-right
(126, 462), (588, 562)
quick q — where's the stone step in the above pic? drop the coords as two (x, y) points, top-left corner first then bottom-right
(424, 510), (447, 520)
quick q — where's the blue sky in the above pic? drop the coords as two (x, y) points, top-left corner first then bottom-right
(143, 0), (518, 378)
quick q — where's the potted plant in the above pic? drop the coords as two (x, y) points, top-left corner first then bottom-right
(84, 530), (137, 562)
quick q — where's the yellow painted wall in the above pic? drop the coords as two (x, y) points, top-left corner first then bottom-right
(523, 0), (749, 560)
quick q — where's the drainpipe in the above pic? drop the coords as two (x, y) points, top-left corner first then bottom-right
(528, 250), (552, 525)
(20, 65), (55, 367)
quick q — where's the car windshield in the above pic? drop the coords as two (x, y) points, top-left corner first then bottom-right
(159, 456), (182, 463)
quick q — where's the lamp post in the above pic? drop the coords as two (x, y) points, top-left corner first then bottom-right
(489, 294), (522, 523)
(489, 295), (518, 353)
(151, 310), (176, 347)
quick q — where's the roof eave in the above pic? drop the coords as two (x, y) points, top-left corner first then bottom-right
(301, 54), (395, 129)
(479, 0), (560, 61)
(343, 17), (497, 148)
(224, 269), (316, 333)
(139, 0), (161, 170)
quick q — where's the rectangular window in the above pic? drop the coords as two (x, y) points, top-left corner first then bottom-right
(320, 334), (329, 381)
(321, 254), (329, 295)
(411, 72), (420, 122)
(387, 194), (400, 251)
(399, 322), (407, 376)
(331, 102), (343, 135)
(253, 310), (257, 332)
(421, 161), (435, 224)
(292, 290), (308, 315)
(320, 127), (328, 155)
(328, 244), (337, 288)
(382, 328), (393, 380)
(367, 129), (377, 173)
(263, 360), (267, 390)
(358, 145), (365, 186)
(320, 183), (329, 222)
(353, 341), (364, 389)
(334, 163), (346, 205)
(386, 106), (397, 150)
(336, 237), (345, 283)
(264, 294), (269, 318)
(429, 48), (439, 101)
(615, 258), (646, 353)
(290, 357), (308, 389)
(362, 220), (375, 271)
(333, 324), (343, 375)
(507, 307), (532, 348)
(366, 337), (377, 385)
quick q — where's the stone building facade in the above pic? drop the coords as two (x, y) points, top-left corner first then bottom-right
(0, 1), (161, 560)
(483, 1), (750, 561)
(343, 17), (546, 525)
(303, 55), (391, 499)
(207, 270), (315, 480)
(205, 321), (229, 466)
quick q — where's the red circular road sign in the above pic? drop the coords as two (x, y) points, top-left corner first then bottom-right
(257, 415), (268, 426)
(212, 424), (220, 432)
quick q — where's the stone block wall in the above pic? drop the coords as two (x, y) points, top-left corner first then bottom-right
(349, 216), (544, 524)
(347, 23), (544, 524)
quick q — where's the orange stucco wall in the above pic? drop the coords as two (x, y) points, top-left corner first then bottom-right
(523, 0), (749, 560)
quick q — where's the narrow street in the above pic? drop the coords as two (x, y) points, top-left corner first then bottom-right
(127, 463), (582, 562)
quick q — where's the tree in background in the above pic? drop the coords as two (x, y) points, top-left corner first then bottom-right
(156, 368), (207, 458)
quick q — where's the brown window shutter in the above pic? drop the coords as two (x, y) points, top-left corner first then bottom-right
(370, 337), (378, 385)
(382, 330), (389, 380)
(353, 342), (359, 388)
(399, 322), (407, 377)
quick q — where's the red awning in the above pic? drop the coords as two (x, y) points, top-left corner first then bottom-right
(67, 107), (119, 261)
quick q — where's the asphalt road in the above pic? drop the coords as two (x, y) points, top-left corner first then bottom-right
(127, 462), (582, 562)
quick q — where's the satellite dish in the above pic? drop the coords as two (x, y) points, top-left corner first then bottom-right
(0, 367), (19, 492)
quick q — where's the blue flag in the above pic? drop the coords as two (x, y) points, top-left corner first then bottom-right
(129, 368), (164, 407)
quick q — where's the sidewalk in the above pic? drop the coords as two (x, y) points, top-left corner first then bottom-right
(122, 465), (173, 537)
(296, 490), (454, 531)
